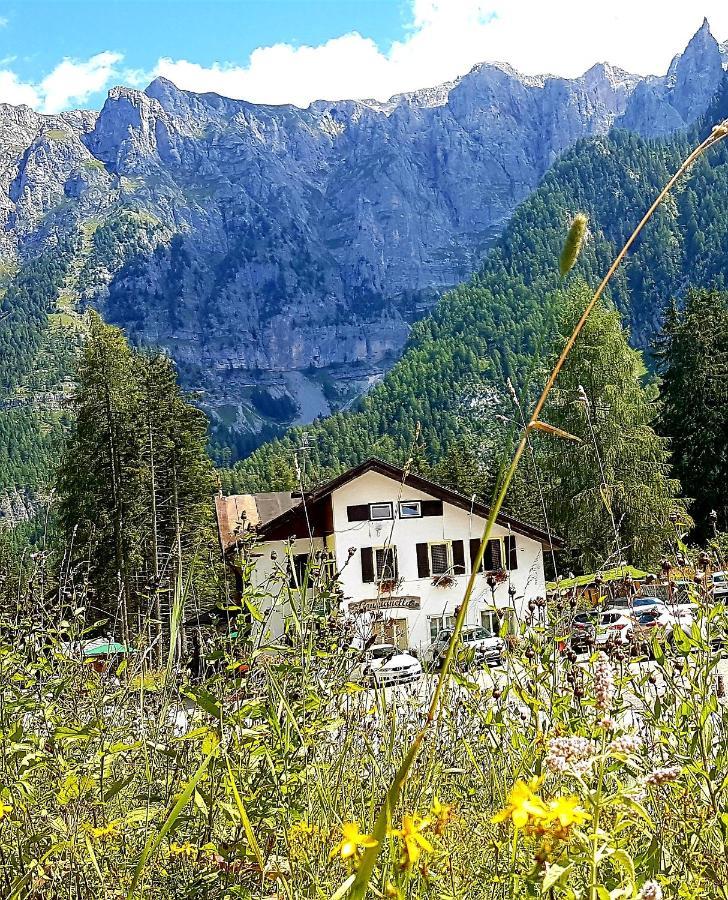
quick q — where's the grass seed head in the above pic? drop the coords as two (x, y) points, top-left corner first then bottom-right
(559, 213), (588, 277)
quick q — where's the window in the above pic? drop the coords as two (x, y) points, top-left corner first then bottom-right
(429, 542), (451, 576)
(375, 546), (399, 582)
(360, 545), (398, 583)
(480, 610), (500, 636)
(470, 537), (517, 572)
(289, 553), (311, 588)
(416, 540), (464, 577)
(429, 615), (456, 642)
(399, 500), (421, 518)
(369, 502), (393, 520)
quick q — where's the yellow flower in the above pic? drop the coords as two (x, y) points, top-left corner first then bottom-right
(391, 815), (434, 869)
(431, 796), (454, 836)
(544, 796), (590, 829)
(89, 820), (121, 841)
(329, 822), (378, 861)
(492, 779), (548, 829)
(169, 841), (198, 859)
(0, 803), (12, 822)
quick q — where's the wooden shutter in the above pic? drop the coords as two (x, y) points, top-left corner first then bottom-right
(416, 542), (430, 578)
(421, 500), (443, 517)
(469, 538), (480, 572)
(483, 539), (503, 571)
(347, 504), (369, 522)
(452, 540), (465, 574)
(360, 547), (375, 583)
(504, 535), (518, 570)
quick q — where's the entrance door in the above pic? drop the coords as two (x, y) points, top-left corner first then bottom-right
(374, 617), (409, 650)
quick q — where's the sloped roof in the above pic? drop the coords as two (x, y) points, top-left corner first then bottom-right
(216, 457), (563, 553)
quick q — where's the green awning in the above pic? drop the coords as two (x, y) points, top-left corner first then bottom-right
(547, 566), (650, 592)
(83, 642), (132, 657)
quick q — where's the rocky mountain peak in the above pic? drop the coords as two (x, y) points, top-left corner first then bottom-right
(0, 22), (726, 450)
(668, 18), (724, 119)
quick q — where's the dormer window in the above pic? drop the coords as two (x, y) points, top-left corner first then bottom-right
(369, 502), (393, 521)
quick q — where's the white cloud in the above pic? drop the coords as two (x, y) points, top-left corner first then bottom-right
(0, 50), (122, 113)
(39, 51), (122, 113)
(0, 69), (40, 107)
(0, 16), (9, 29)
(0, 1), (726, 113)
(155, 0), (728, 107)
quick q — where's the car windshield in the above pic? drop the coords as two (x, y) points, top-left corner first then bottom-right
(633, 597), (659, 607)
(574, 613), (596, 624)
(462, 628), (491, 641)
(601, 613), (621, 624)
(370, 646), (396, 659)
(714, 573), (727, 584)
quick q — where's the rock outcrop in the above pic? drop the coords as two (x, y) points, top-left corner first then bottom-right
(0, 20), (725, 442)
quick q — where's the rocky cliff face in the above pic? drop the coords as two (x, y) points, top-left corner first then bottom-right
(0, 20), (725, 452)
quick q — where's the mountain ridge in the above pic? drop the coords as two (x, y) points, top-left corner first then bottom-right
(0, 19), (726, 510)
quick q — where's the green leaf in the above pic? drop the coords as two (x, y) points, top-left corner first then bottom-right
(609, 848), (635, 886)
(126, 741), (218, 898)
(330, 874), (356, 900)
(542, 862), (572, 891)
(182, 687), (222, 720)
(225, 755), (266, 873)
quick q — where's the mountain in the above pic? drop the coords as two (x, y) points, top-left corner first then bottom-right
(0, 20), (726, 514)
(226, 79), (728, 493)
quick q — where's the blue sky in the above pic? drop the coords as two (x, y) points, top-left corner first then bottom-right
(1, 0), (727, 113)
(2, 1), (406, 81)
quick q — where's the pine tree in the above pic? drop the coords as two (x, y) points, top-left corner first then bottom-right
(57, 313), (217, 635)
(538, 284), (689, 570)
(656, 289), (728, 536)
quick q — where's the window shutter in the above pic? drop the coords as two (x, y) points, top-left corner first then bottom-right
(416, 542), (430, 578)
(347, 504), (369, 522)
(483, 539), (503, 571)
(469, 538), (480, 572)
(452, 540), (465, 574)
(360, 547), (375, 583)
(420, 500), (443, 517)
(389, 546), (399, 580)
(505, 535), (518, 570)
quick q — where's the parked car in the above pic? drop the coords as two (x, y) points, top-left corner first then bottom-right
(631, 608), (671, 655)
(610, 595), (663, 613)
(570, 612), (598, 653)
(426, 626), (504, 670)
(571, 609), (633, 652)
(356, 644), (422, 687)
(712, 571), (728, 602)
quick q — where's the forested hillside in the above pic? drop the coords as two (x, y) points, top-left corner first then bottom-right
(226, 82), (728, 494)
(0, 243), (83, 521)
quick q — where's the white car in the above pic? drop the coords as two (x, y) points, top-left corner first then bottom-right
(426, 626), (504, 669)
(356, 644), (422, 687)
(713, 572), (728, 602)
(594, 609), (634, 645)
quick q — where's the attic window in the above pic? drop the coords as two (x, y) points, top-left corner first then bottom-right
(369, 502), (393, 521)
(399, 501), (421, 518)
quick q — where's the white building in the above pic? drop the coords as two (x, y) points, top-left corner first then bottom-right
(215, 458), (560, 652)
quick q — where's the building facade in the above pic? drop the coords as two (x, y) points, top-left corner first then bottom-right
(216, 459), (559, 652)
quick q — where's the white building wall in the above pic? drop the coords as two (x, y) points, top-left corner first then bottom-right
(329, 471), (546, 652)
(247, 536), (327, 639)
(246, 471), (547, 652)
